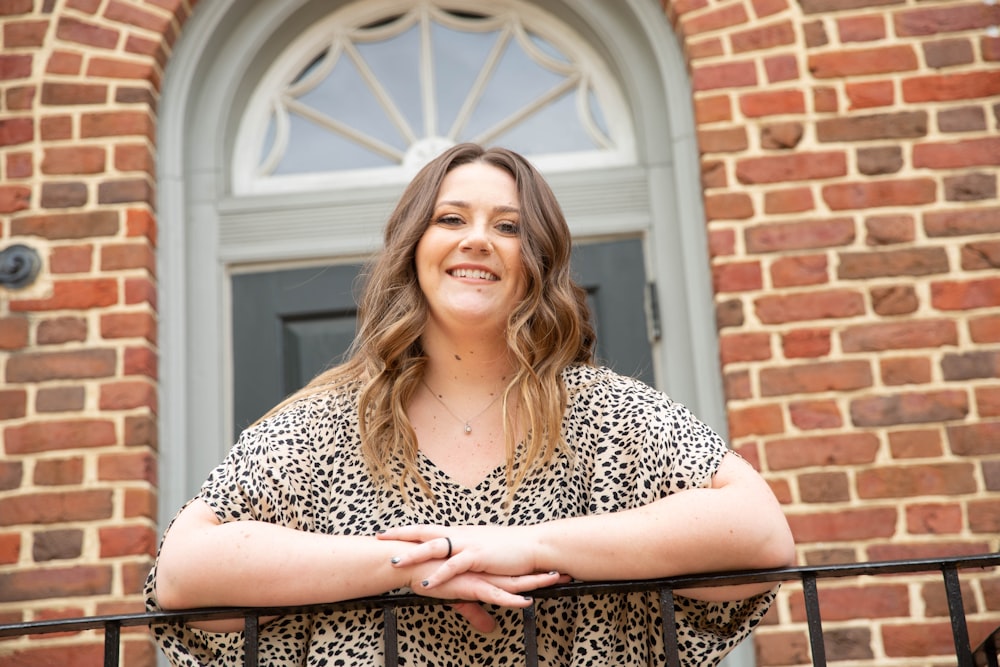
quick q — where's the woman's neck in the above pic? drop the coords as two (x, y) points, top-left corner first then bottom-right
(419, 325), (514, 389)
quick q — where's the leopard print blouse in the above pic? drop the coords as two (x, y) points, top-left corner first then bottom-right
(145, 365), (777, 666)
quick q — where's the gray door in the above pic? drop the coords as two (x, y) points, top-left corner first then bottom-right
(232, 239), (652, 434)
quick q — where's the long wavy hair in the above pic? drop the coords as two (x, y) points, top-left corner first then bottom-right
(262, 143), (595, 497)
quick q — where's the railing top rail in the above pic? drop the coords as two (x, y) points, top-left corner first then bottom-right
(2, 552), (998, 639)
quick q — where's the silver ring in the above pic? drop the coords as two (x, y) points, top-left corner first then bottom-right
(444, 536), (453, 559)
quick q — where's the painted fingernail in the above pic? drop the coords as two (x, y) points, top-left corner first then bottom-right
(421, 580), (430, 587)
(376, 529), (386, 534)
(548, 571), (558, 575)
(390, 556), (401, 565)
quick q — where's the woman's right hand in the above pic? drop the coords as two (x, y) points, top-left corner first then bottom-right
(404, 564), (566, 633)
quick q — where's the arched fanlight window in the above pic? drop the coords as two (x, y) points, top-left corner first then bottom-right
(232, 0), (634, 194)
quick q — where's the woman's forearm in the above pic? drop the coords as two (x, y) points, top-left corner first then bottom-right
(154, 499), (411, 611)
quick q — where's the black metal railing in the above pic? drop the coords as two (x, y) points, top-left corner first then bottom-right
(2, 553), (998, 667)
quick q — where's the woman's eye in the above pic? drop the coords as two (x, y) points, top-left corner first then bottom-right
(496, 221), (519, 235)
(436, 215), (463, 226)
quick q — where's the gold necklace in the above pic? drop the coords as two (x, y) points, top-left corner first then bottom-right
(422, 379), (503, 435)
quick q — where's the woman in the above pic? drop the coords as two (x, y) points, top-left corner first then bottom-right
(146, 143), (795, 666)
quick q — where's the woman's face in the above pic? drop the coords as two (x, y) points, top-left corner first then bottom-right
(415, 161), (527, 336)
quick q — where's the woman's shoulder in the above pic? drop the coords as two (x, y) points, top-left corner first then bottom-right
(240, 383), (361, 449)
(562, 364), (671, 405)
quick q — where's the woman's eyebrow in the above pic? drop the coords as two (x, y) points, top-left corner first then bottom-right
(436, 200), (520, 215)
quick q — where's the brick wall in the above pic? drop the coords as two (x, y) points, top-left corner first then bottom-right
(0, 0), (997, 666)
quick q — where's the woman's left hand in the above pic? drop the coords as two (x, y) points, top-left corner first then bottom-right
(379, 524), (557, 589)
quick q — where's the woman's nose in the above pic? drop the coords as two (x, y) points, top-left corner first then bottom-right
(461, 222), (492, 253)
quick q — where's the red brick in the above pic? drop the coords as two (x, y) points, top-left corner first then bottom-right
(3, 19), (48, 47)
(99, 524), (157, 558)
(86, 55), (157, 82)
(731, 19), (795, 52)
(5, 348), (116, 382)
(746, 217), (854, 253)
(125, 207), (157, 242)
(737, 151), (846, 184)
(10, 278), (119, 311)
(914, 137), (1000, 169)
(789, 584), (908, 622)
(903, 71), (1000, 103)
(809, 45), (917, 78)
(12, 210), (119, 239)
(823, 178), (937, 211)
(5, 419), (117, 454)
(41, 81), (107, 105)
(0, 564), (113, 601)
(818, 111), (927, 142)
(49, 245), (94, 273)
(838, 14), (886, 42)
(80, 110), (155, 140)
(101, 242), (156, 273)
(125, 276), (157, 307)
(0, 117), (33, 147)
(764, 54), (798, 83)
(947, 421), (1000, 456)
(39, 115), (72, 140)
(0, 316), (30, 350)
(704, 192), (753, 220)
(781, 327), (831, 358)
(115, 143), (155, 173)
(694, 94), (732, 123)
(698, 126), (748, 153)
(124, 414), (157, 449)
(975, 386), (1000, 417)
(41, 146), (106, 175)
(771, 252), (829, 288)
(925, 206), (1000, 237)
(0, 533), (20, 565)
(894, 3), (1000, 37)
(931, 277), (1000, 310)
(692, 60), (757, 91)
(100, 312), (157, 342)
(124, 488), (156, 519)
(0, 54), (32, 80)
(798, 470), (849, 502)
(682, 3), (749, 35)
(761, 360), (873, 396)
(708, 228), (735, 257)
(740, 89), (805, 117)
(755, 289), (865, 324)
(719, 332), (772, 364)
(763, 187), (814, 214)
(0, 490), (113, 526)
(33, 457), (84, 486)
(46, 50), (83, 75)
(99, 380), (157, 411)
(813, 86), (838, 112)
(0, 185), (30, 213)
(970, 314), (1000, 343)
(969, 497), (1000, 534)
(728, 403), (784, 438)
(888, 428), (943, 459)
(36, 386), (86, 412)
(841, 319), (958, 352)
(123, 345), (158, 379)
(846, 80), (894, 109)
(0, 389), (27, 420)
(857, 463), (976, 499)
(883, 621), (968, 658)
(789, 399), (842, 430)
(871, 285), (919, 316)
(850, 390), (969, 427)
(866, 214), (915, 245)
(907, 502), (963, 535)
(754, 630), (810, 666)
(765, 432), (881, 470)
(880, 356), (932, 386)
(713, 260), (762, 292)
(788, 507), (897, 543)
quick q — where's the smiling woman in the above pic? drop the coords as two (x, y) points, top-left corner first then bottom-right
(146, 144), (794, 667)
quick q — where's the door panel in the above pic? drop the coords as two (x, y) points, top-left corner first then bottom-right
(232, 239), (652, 435)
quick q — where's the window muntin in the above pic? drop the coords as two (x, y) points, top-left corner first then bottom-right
(233, 0), (633, 194)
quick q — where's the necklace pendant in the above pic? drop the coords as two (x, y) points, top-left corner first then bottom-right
(464, 423), (472, 434)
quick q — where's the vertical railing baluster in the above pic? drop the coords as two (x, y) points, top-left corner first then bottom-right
(383, 605), (399, 665)
(802, 573), (827, 666)
(659, 587), (681, 667)
(244, 614), (259, 667)
(523, 602), (538, 667)
(103, 620), (120, 667)
(943, 564), (973, 667)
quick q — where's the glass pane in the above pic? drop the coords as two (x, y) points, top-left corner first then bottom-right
(275, 113), (394, 174)
(355, 23), (424, 137)
(431, 20), (500, 136)
(493, 89), (598, 154)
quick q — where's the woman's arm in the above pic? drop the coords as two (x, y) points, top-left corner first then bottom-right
(154, 498), (563, 630)
(383, 452), (795, 601)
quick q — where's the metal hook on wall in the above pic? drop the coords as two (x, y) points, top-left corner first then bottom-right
(0, 244), (42, 290)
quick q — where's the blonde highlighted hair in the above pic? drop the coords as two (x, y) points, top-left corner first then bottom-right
(262, 143), (595, 496)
